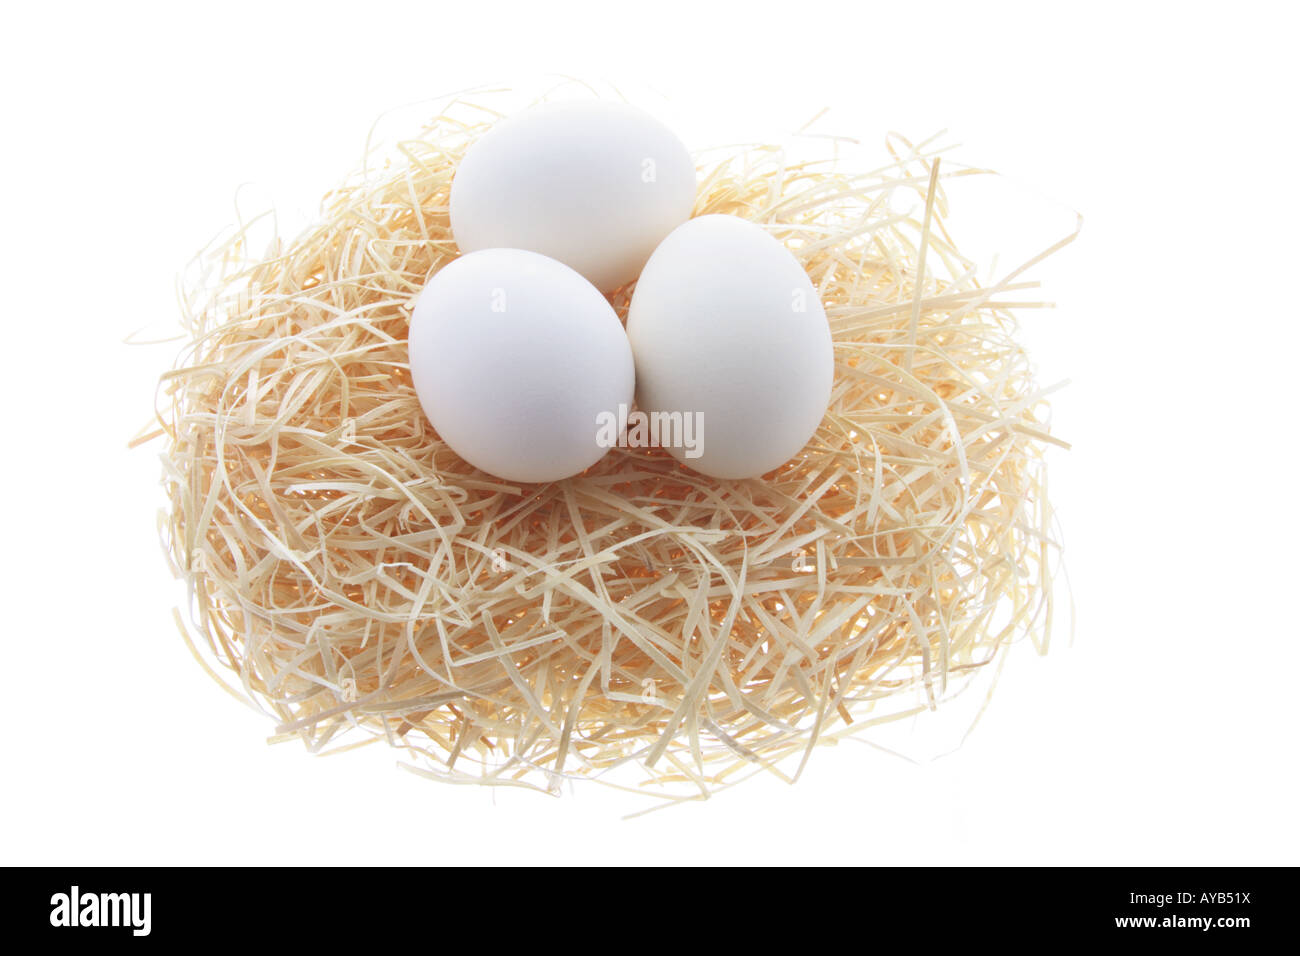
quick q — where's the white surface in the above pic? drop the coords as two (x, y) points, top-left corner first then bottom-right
(628, 214), (833, 478)
(2, 0), (1297, 866)
(410, 248), (634, 482)
(451, 100), (696, 293)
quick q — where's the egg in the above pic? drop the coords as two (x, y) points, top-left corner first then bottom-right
(626, 215), (834, 479)
(408, 248), (635, 483)
(450, 100), (696, 293)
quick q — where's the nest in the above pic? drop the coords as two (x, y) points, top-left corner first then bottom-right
(145, 95), (1071, 803)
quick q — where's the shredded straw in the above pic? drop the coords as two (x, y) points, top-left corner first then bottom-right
(143, 95), (1073, 805)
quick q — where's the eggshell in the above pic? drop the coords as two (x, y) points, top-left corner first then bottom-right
(450, 100), (696, 293)
(408, 248), (634, 483)
(626, 214), (834, 479)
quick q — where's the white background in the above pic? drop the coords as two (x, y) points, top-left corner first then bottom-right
(2, 0), (1296, 866)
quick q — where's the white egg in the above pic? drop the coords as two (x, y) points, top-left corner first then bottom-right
(408, 248), (634, 483)
(626, 215), (834, 479)
(450, 100), (696, 293)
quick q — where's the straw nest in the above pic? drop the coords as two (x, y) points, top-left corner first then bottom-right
(146, 96), (1071, 803)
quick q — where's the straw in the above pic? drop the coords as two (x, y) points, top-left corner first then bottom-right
(147, 99), (1071, 801)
